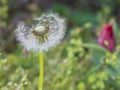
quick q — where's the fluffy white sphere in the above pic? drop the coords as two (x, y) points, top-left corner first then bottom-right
(15, 12), (66, 52)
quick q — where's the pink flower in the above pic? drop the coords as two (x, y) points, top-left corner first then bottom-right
(98, 24), (116, 52)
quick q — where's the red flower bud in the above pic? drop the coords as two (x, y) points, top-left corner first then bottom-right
(98, 24), (116, 52)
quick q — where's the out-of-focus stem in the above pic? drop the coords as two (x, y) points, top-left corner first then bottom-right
(39, 52), (44, 90)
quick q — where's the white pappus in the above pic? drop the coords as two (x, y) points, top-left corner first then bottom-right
(15, 12), (66, 52)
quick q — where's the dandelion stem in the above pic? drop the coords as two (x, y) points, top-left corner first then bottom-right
(39, 52), (44, 90)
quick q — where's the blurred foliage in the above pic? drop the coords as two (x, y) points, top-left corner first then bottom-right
(0, 0), (8, 27)
(0, 0), (120, 90)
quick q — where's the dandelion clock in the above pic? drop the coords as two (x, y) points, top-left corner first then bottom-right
(15, 12), (66, 90)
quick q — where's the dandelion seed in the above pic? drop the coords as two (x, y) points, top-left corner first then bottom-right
(15, 12), (66, 52)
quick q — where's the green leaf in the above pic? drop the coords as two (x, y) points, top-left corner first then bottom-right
(81, 43), (107, 53)
(106, 65), (118, 77)
(81, 43), (107, 65)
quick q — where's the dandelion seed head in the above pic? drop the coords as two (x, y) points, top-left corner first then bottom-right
(15, 12), (66, 52)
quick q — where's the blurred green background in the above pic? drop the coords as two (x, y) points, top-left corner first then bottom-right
(0, 0), (120, 90)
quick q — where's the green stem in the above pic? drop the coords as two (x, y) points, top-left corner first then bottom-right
(39, 52), (44, 90)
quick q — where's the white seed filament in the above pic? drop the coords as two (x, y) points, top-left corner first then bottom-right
(35, 26), (45, 32)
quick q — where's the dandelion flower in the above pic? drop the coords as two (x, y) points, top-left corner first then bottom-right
(15, 12), (66, 52)
(15, 12), (66, 90)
